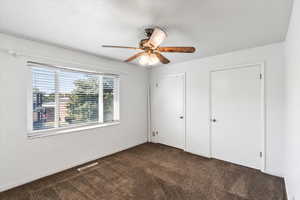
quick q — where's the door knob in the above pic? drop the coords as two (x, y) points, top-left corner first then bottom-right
(211, 118), (217, 123)
(180, 116), (184, 119)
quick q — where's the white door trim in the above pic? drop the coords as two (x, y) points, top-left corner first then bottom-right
(209, 62), (266, 172)
(150, 73), (187, 151)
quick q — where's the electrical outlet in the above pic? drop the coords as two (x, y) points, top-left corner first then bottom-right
(152, 131), (155, 137)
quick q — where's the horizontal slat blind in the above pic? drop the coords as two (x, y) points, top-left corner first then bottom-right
(103, 77), (115, 122)
(32, 67), (56, 131)
(59, 70), (99, 126)
(30, 64), (120, 133)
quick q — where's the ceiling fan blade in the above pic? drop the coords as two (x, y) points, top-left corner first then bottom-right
(154, 52), (170, 64)
(157, 47), (196, 53)
(124, 52), (145, 62)
(145, 28), (167, 49)
(102, 45), (141, 50)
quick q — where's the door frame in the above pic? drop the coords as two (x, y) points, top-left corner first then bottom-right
(150, 73), (187, 151)
(209, 62), (266, 172)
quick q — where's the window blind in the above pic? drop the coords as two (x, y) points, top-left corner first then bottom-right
(59, 70), (99, 126)
(32, 67), (56, 131)
(103, 76), (115, 122)
(31, 64), (119, 132)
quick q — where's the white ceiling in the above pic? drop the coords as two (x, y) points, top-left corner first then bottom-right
(0, 0), (293, 65)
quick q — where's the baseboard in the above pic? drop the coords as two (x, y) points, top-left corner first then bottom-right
(263, 169), (284, 178)
(184, 150), (211, 159)
(185, 149), (284, 178)
(0, 141), (147, 192)
(283, 178), (288, 200)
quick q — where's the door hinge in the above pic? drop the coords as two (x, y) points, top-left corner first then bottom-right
(259, 74), (263, 79)
(259, 152), (263, 158)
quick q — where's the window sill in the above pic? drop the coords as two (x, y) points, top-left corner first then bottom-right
(28, 121), (120, 139)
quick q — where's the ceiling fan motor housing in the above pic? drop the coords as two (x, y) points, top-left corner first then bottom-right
(139, 39), (150, 49)
(145, 28), (154, 38)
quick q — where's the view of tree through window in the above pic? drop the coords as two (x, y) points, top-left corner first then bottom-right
(31, 66), (119, 132)
(103, 77), (114, 122)
(59, 71), (99, 127)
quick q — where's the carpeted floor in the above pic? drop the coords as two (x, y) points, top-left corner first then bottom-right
(0, 143), (286, 200)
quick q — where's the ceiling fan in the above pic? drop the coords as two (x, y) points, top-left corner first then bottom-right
(102, 27), (196, 66)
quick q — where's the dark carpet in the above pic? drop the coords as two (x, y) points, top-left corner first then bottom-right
(0, 143), (286, 200)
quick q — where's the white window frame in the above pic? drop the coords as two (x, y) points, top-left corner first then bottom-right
(27, 61), (120, 139)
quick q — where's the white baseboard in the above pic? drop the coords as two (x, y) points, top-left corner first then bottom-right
(263, 169), (284, 178)
(284, 178), (289, 200)
(0, 141), (147, 192)
(186, 149), (283, 178)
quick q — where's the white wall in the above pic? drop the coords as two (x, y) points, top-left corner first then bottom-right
(150, 43), (285, 177)
(284, 0), (300, 199)
(0, 33), (149, 192)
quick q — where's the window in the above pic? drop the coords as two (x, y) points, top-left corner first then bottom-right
(30, 63), (120, 134)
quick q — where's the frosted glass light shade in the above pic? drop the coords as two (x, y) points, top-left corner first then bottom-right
(148, 28), (167, 49)
(139, 54), (149, 66)
(139, 53), (159, 66)
(148, 54), (159, 65)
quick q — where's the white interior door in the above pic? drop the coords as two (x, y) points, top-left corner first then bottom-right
(151, 74), (185, 150)
(211, 65), (263, 169)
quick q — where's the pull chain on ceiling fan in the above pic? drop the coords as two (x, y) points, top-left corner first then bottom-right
(102, 27), (196, 66)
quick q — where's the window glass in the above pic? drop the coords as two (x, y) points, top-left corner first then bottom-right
(59, 71), (99, 126)
(32, 67), (56, 131)
(103, 77), (114, 122)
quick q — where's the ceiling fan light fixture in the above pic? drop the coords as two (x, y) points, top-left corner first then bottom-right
(148, 53), (160, 65)
(146, 28), (167, 49)
(139, 53), (159, 66)
(139, 53), (150, 66)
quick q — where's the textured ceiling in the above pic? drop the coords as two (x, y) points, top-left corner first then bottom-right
(0, 0), (293, 65)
